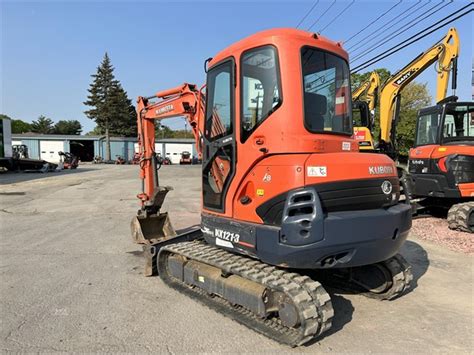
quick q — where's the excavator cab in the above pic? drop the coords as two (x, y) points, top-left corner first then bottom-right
(409, 97), (474, 232)
(352, 100), (374, 148)
(410, 99), (474, 194)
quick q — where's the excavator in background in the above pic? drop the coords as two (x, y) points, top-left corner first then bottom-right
(409, 99), (473, 232)
(131, 28), (413, 346)
(373, 27), (473, 232)
(377, 28), (460, 160)
(352, 71), (380, 150)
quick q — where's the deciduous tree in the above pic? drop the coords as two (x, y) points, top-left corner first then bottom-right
(54, 120), (82, 135)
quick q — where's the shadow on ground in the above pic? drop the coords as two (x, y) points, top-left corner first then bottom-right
(400, 240), (430, 289)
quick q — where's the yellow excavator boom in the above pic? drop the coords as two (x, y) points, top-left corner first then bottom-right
(378, 27), (459, 150)
(353, 71), (380, 110)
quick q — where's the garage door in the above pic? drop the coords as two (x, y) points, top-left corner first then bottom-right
(134, 143), (163, 155)
(164, 143), (193, 164)
(40, 140), (64, 163)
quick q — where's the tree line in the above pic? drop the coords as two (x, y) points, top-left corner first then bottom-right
(1, 114), (83, 135)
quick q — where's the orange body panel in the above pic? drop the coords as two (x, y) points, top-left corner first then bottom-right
(409, 144), (474, 159)
(459, 182), (474, 197)
(233, 152), (396, 223)
(409, 144), (474, 197)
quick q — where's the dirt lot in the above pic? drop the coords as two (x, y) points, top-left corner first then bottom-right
(0, 165), (472, 353)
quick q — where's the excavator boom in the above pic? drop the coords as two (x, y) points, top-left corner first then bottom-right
(378, 28), (459, 156)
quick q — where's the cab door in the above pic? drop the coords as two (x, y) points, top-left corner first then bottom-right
(202, 59), (236, 213)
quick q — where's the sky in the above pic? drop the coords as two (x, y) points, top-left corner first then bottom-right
(1, 0), (473, 133)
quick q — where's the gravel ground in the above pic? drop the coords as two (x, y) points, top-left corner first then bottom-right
(411, 217), (473, 254)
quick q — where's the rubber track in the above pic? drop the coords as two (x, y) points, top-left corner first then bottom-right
(447, 202), (474, 233)
(361, 254), (413, 300)
(158, 241), (333, 347)
(319, 254), (413, 301)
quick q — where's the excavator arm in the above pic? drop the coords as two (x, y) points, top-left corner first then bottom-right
(352, 71), (380, 150)
(136, 83), (205, 209)
(352, 71), (380, 110)
(378, 27), (459, 156)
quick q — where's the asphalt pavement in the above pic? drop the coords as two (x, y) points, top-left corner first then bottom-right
(0, 165), (472, 353)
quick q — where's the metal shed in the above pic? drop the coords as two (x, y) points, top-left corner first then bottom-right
(11, 134), (197, 163)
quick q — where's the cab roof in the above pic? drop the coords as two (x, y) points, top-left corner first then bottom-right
(209, 28), (348, 68)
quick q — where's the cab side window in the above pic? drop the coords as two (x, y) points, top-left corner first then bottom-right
(205, 61), (233, 140)
(241, 46), (281, 142)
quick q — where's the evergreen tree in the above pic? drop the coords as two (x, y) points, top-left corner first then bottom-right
(85, 126), (104, 136)
(108, 84), (137, 137)
(84, 53), (135, 159)
(31, 115), (54, 134)
(84, 53), (116, 160)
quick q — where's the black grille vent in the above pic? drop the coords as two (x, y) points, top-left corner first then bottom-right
(256, 177), (400, 226)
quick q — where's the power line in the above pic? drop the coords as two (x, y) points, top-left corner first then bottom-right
(352, 6), (472, 73)
(307, 0), (336, 31)
(344, 0), (404, 44)
(349, 0), (442, 55)
(296, 1), (320, 29)
(351, 4), (473, 73)
(351, 2), (470, 71)
(350, 0), (454, 62)
(318, 0), (355, 33)
(347, 0), (438, 51)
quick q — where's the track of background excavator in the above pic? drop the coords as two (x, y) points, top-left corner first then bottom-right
(157, 241), (334, 347)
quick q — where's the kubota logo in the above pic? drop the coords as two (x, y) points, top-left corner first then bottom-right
(156, 104), (174, 115)
(369, 166), (394, 175)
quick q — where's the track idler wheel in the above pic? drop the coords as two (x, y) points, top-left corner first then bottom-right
(319, 254), (413, 301)
(353, 254), (413, 300)
(447, 202), (474, 233)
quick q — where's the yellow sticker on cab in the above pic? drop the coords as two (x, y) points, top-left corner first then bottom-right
(256, 189), (264, 196)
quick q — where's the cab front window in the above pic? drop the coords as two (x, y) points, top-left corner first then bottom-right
(415, 112), (440, 146)
(442, 104), (474, 144)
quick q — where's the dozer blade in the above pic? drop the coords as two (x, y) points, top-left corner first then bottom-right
(131, 212), (176, 245)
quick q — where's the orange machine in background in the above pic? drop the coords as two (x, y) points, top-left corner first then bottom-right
(409, 99), (473, 232)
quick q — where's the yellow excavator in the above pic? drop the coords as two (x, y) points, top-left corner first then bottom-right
(352, 71), (380, 150)
(377, 27), (460, 160)
(353, 28), (472, 231)
(352, 28), (459, 160)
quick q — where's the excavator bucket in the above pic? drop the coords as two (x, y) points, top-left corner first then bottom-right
(131, 212), (176, 245)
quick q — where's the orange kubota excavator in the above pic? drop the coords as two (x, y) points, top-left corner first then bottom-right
(131, 29), (413, 346)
